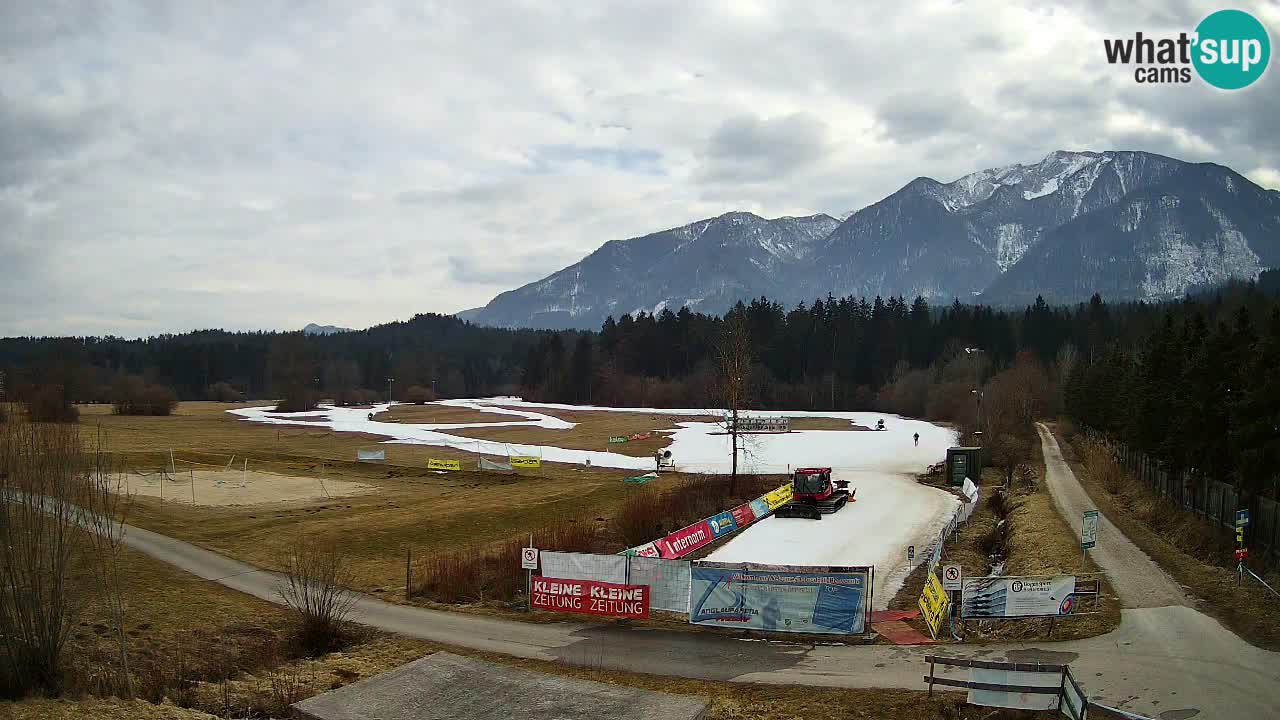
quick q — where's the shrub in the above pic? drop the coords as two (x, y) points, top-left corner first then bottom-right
(414, 519), (598, 604)
(25, 385), (78, 423)
(403, 385), (435, 404)
(111, 375), (178, 416)
(207, 382), (242, 402)
(278, 537), (357, 654)
(0, 418), (123, 697)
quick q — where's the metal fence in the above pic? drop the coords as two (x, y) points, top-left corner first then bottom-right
(540, 551), (691, 613)
(1091, 431), (1280, 560)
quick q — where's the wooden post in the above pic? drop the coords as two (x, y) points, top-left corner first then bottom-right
(927, 656), (935, 697)
(405, 547), (412, 600)
(190, 469), (196, 505)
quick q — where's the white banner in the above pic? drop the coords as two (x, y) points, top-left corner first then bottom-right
(356, 449), (386, 462)
(540, 551), (628, 586)
(628, 556), (692, 613)
(961, 575), (1077, 618)
(968, 668), (1062, 711)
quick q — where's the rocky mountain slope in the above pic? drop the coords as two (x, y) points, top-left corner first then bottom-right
(464, 151), (1278, 329)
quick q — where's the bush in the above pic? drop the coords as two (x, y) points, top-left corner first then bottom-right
(403, 385), (435, 404)
(331, 388), (380, 407)
(111, 375), (178, 416)
(274, 389), (320, 413)
(415, 519), (599, 604)
(207, 382), (242, 402)
(279, 538), (357, 654)
(25, 386), (78, 423)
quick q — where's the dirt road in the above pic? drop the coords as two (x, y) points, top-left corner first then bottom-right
(1035, 423), (1187, 608)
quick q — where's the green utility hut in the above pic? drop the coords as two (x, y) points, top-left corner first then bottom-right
(946, 447), (983, 487)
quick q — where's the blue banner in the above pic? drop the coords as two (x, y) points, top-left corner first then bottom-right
(707, 511), (737, 537)
(689, 563), (870, 635)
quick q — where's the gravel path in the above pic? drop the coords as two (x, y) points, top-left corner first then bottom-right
(1035, 423), (1187, 608)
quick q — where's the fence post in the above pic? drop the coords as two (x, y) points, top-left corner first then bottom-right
(405, 547), (412, 600)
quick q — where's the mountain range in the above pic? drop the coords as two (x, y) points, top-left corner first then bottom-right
(464, 150), (1280, 329)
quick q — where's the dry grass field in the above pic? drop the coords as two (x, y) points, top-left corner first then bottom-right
(76, 402), (657, 593)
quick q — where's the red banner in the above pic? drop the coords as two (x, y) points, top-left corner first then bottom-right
(657, 519), (714, 559)
(530, 577), (649, 619)
(730, 503), (757, 528)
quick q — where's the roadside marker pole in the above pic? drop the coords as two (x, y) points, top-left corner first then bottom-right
(190, 469), (196, 504)
(405, 547), (412, 601)
(527, 532), (533, 612)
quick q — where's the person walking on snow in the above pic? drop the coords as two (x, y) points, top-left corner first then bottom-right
(913, 432), (919, 447)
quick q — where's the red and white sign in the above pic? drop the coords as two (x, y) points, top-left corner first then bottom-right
(629, 541), (660, 558)
(730, 503), (757, 528)
(657, 520), (714, 558)
(530, 577), (649, 619)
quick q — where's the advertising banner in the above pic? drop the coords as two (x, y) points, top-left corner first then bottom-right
(509, 456), (541, 468)
(621, 541), (660, 558)
(427, 458), (462, 471)
(730, 503), (757, 528)
(749, 497), (770, 518)
(707, 511), (738, 538)
(656, 520), (714, 558)
(961, 576), (1077, 619)
(530, 577), (649, 619)
(608, 436), (628, 444)
(689, 562), (870, 634)
(763, 484), (794, 511)
(356, 449), (386, 462)
(917, 570), (950, 639)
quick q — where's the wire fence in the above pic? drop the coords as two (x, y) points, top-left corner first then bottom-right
(1086, 430), (1280, 562)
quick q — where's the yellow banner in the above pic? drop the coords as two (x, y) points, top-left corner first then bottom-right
(918, 570), (950, 639)
(763, 483), (794, 511)
(509, 456), (541, 468)
(427, 458), (461, 471)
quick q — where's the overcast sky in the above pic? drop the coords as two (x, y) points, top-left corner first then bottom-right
(3, 1), (1278, 337)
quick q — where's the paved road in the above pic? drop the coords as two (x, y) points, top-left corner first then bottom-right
(118, 429), (1279, 720)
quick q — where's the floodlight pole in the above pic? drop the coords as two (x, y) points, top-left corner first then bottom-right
(386, 377), (395, 404)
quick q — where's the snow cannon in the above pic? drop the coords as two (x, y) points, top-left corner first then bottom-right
(773, 467), (854, 520)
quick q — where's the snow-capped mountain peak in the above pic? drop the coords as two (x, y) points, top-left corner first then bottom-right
(466, 150), (1279, 328)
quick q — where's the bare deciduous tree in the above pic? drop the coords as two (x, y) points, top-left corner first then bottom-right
(712, 308), (753, 494)
(278, 537), (357, 653)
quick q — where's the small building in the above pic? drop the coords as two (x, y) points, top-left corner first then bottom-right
(946, 447), (983, 487)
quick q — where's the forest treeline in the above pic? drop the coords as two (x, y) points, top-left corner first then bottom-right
(2, 272), (1278, 496)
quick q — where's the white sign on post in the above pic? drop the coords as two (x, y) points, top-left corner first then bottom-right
(521, 547), (539, 570)
(1081, 510), (1099, 550)
(942, 563), (963, 592)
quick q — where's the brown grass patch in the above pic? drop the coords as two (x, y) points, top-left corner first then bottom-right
(787, 417), (873, 431)
(371, 404), (517, 425)
(444, 407), (708, 458)
(887, 466), (1121, 643)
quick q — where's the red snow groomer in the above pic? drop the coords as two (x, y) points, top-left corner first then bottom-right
(773, 467), (855, 520)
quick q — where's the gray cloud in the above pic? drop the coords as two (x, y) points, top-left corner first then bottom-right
(700, 113), (831, 181)
(1, 0), (1276, 336)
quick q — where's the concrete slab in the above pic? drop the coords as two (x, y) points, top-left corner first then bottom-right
(290, 652), (708, 720)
